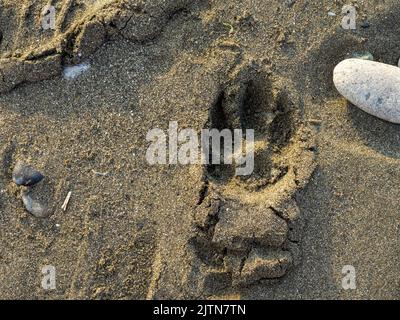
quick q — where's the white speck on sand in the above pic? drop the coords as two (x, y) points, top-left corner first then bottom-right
(63, 62), (90, 80)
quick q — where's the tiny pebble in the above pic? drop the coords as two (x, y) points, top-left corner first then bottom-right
(361, 21), (371, 28)
(286, 0), (296, 8)
(63, 62), (90, 80)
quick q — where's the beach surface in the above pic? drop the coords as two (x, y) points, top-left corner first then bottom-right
(0, 0), (399, 299)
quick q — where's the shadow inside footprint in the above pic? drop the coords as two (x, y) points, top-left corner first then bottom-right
(206, 64), (301, 190)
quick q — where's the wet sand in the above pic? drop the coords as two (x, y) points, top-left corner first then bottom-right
(0, 0), (399, 299)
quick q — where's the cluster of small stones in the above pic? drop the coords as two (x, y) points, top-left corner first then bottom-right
(12, 161), (50, 218)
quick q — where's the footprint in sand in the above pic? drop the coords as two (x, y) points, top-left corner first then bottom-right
(191, 61), (316, 292)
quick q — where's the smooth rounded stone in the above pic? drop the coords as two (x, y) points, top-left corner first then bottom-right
(12, 161), (44, 186)
(21, 189), (50, 218)
(333, 59), (400, 124)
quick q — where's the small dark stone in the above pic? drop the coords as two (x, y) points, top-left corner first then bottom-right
(136, 221), (145, 230)
(286, 0), (296, 7)
(12, 161), (44, 186)
(361, 21), (371, 28)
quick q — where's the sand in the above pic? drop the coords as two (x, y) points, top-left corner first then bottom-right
(0, 0), (399, 299)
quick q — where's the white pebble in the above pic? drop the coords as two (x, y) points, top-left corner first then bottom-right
(333, 59), (400, 124)
(63, 62), (90, 80)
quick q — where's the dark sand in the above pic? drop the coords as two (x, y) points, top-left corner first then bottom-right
(0, 0), (399, 299)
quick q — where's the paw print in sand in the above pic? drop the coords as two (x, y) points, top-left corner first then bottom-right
(192, 61), (316, 291)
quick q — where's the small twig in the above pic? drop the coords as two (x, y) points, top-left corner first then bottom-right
(222, 21), (234, 35)
(61, 191), (72, 211)
(92, 169), (109, 176)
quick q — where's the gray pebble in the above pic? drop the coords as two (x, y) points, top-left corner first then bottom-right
(21, 189), (49, 218)
(12, 161), (44, 186)
(333, 59), (400, 124)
